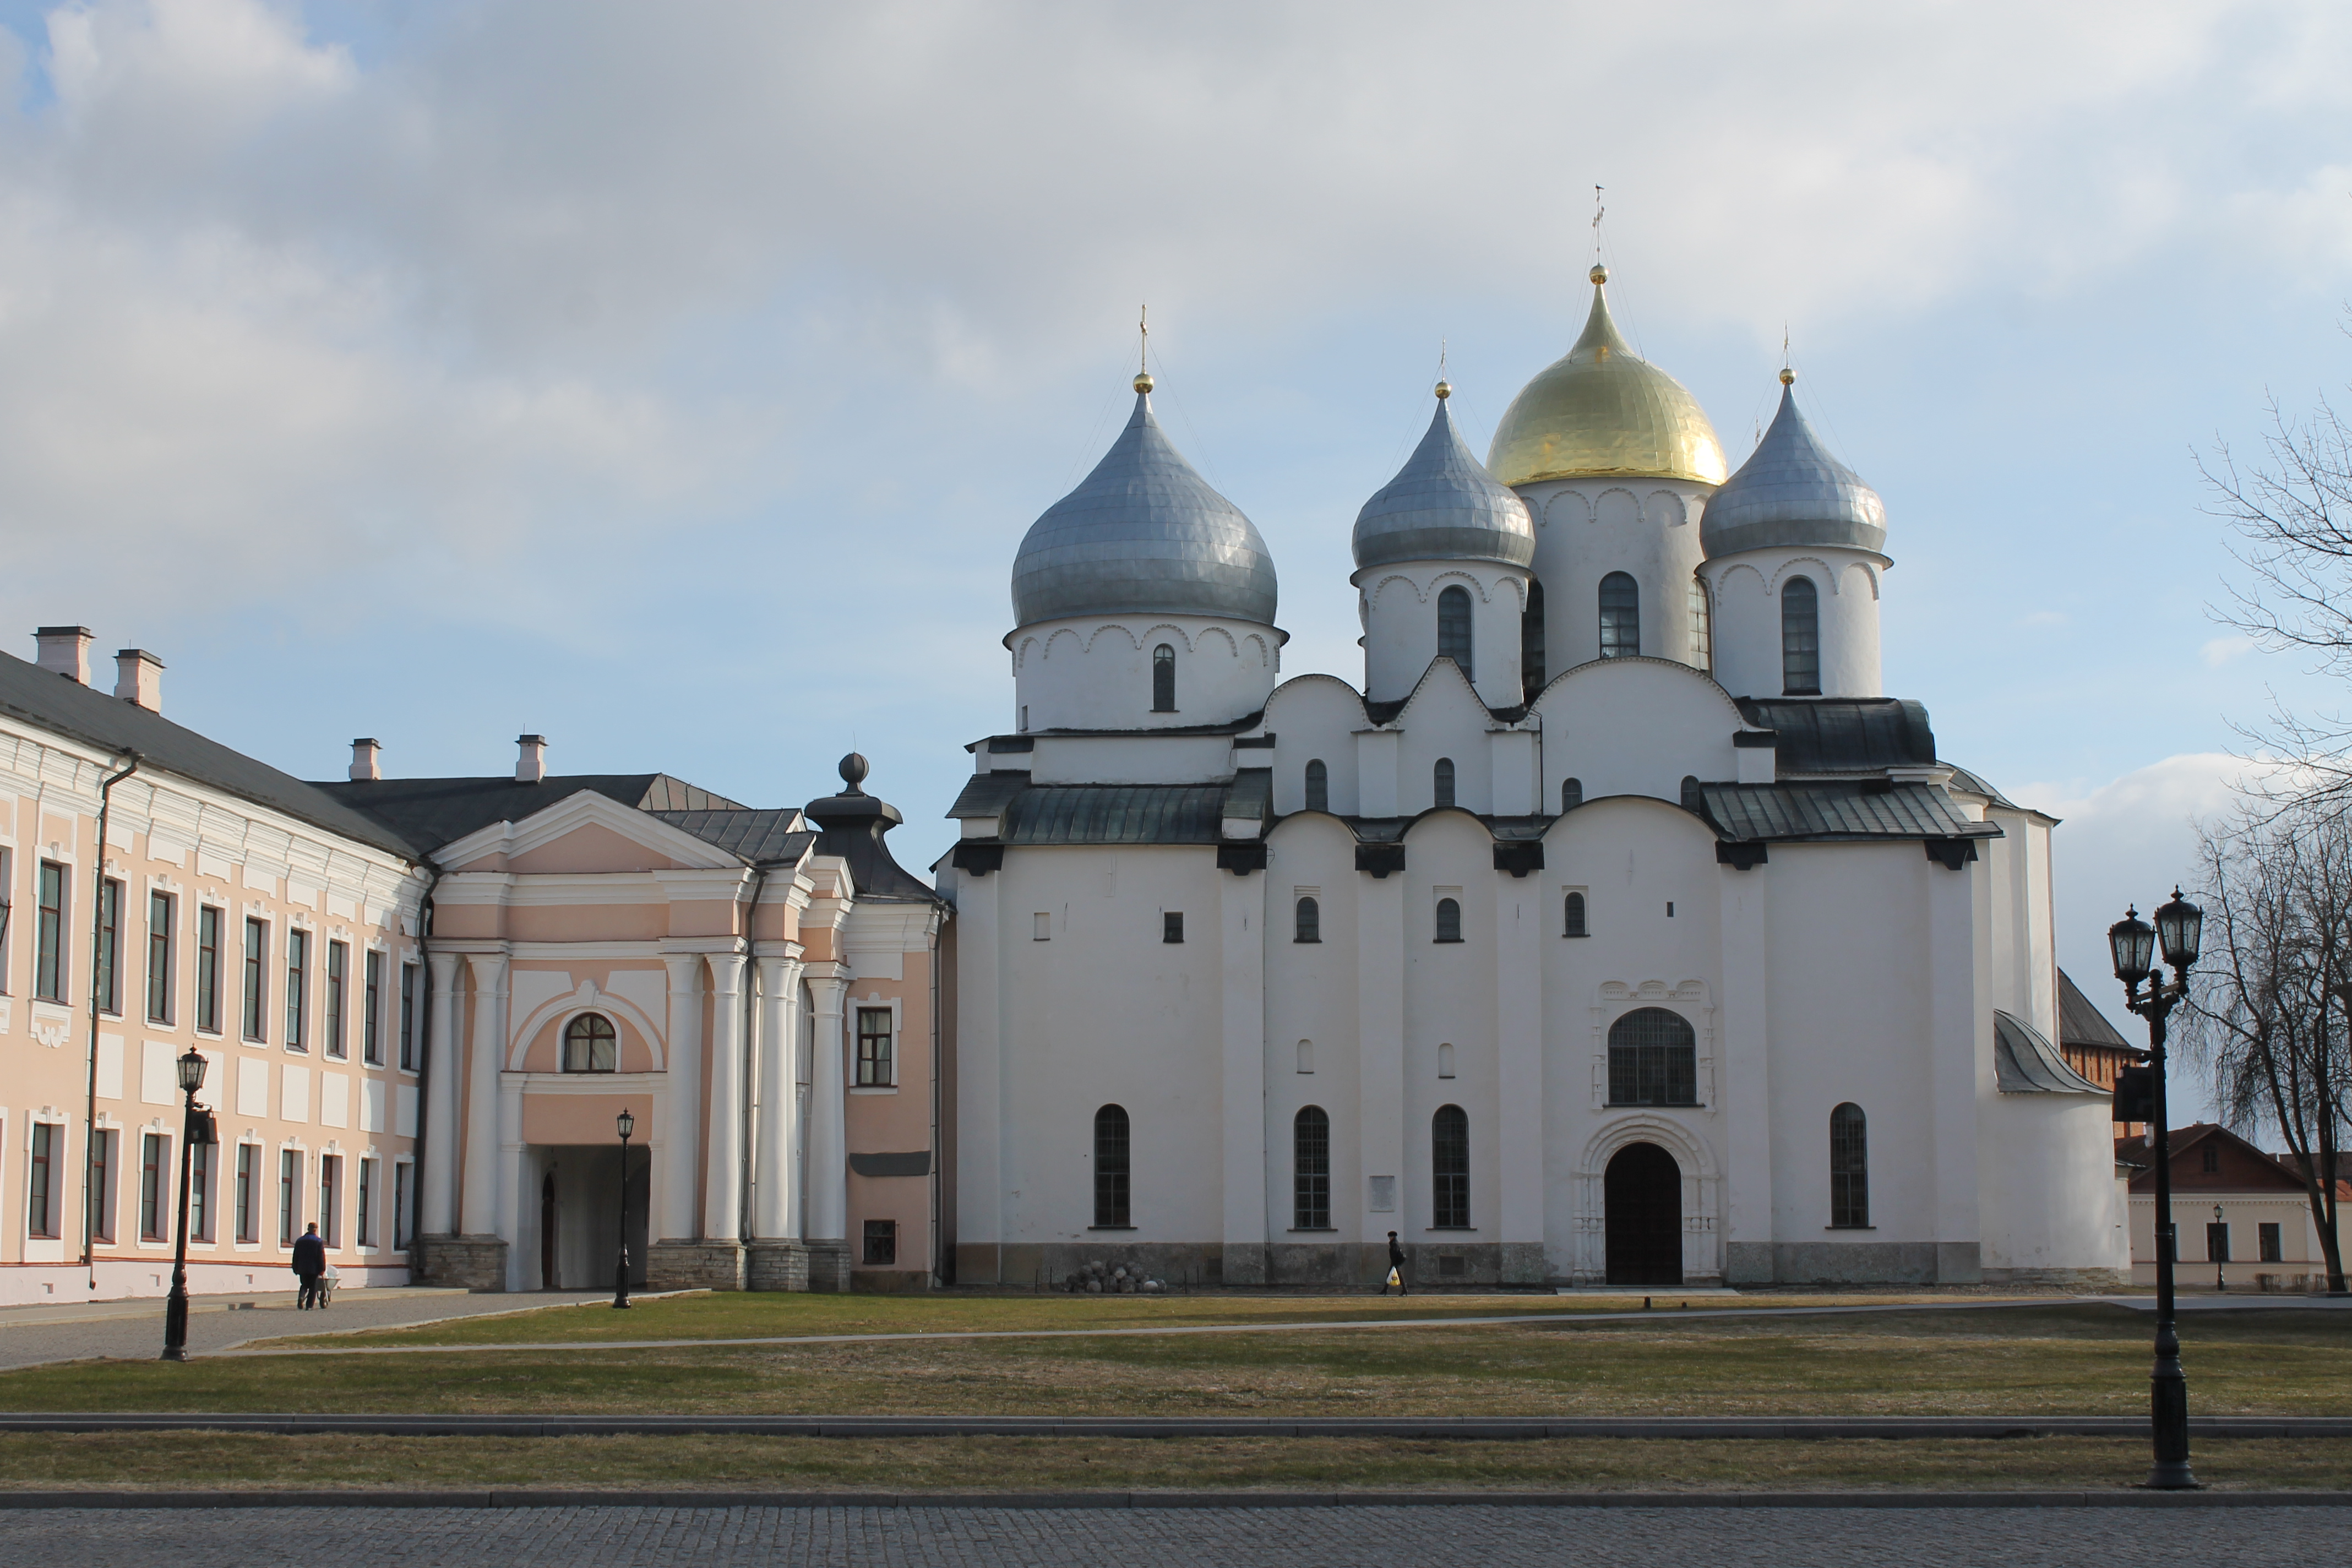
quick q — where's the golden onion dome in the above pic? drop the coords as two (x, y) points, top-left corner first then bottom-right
(1486, 269), (1729, 488)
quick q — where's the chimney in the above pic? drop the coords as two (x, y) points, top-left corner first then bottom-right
(350, 738), (382, 782)
(35, 626), (92, 684)
(114, 649), (164, 712)
(516, 733), (548, 783)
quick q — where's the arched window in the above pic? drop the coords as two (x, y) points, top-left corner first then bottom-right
(1294, 896), (1321, 944)
(1296, 1038), (1314, 1074)
(1437, 1042), (1456, 1079)
(1093, 1104), (1130, 1227)
(1433, 758), (1456, 809)
(1680, 775), (1703, 812)
(1293, 1106), (1331, 1229)
(1432, 1104), (1470, 1227)
(1607, 1008), (1698, 1106)
(1151, 644), (1177, 712)
(1599, 571), (1640, 659)
(1561, 777), (1583, 812)
(1304, 759), (1329, 814)
(1438, 585), (1473, 679)
(1689, 574), (1713, 671)
(1781, 576), (1820, 694)
(562, 1012), (617, 1073)
(1830, 1103), (1869, 1228)
(1564, 890), (1587, 938)
(1434, 897), (1462, 943)
(1521, 579), (1546, 697)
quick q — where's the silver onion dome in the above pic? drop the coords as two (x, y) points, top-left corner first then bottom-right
(1700, 374), (1887, 559)
(1010, 389), (1278, 628)
(1352, 389), (1536, 571)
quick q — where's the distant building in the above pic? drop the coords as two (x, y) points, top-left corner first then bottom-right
(2121, 1123), (2349, 1291)
(2054, 968), (2146, 1137)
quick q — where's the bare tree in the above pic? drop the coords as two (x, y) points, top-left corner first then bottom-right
(2183, 801), (2349, 1293)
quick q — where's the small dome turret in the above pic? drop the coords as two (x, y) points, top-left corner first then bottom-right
(1010, 388), (1278, 628)
(1352, 389), (1535, 571)
(1700, 376), (1886, 559)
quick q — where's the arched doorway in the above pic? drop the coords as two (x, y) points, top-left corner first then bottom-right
(1605, 1142), (1683, 1285)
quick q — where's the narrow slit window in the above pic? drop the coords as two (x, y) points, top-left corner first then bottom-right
(1294, 896), (1320, 943)
(1093, 1104), (1130, 1227)
(362, 950), (384, 1067)
(1432, 1105), (1469, 1228)
(284, 929), (309, 1050)
(197, 907), (223, 1034)
(324, 941), (349, 1060)
(36, 861), (66, 1002)
(1689, 574), (1714, 671)
(1433, 757), (1456, 809)
(1438, 585), (1473, 680)
(1293, 1106), (1331, 1229)
(1521, 579), (1546, 696)
(1151, 643), (1176, 712)
(1560, 777), (1583, 812)
(1564, 890), (1588, 938)
(96, 878), (122, 1016)
(1598, 571), (1640, 658)
(147, 891), (175, 1025)
(242, 919), (268, 1042)
(1434, 897), (1462, 943)
(1303, 759), (1329, 813)
(1830, 1102), (1869, 1228)
(1781, 575), (1821, 694)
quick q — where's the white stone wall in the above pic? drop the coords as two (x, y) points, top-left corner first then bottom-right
(1009, 616), (1281, 733)
(1354, 562), (1528, 709)
(1520, 478), (1716, 673)
(1701, 549), (1886, 700)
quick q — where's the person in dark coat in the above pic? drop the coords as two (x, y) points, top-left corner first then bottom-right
(1382, 1230), (1408, 1295)
(292, 1222), (328, 1309)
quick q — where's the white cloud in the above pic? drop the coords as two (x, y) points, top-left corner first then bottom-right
(2202, 634), (2258, 667)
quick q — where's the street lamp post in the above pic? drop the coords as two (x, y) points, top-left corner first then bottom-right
(161, 1047), (216, 1362)
(2214, 1205), (2226, 1293)
(2109, 889), (2204, 1490)
(613, 1108), (635, 1310)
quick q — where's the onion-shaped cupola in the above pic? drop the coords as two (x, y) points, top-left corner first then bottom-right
(1009, 374), (1278, 629)
(1487, 266), (1728, 488)
(1700, 371), (1887, 559)
(1352, 384), (1535, 570)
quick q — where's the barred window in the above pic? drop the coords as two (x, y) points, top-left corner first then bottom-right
(1607, 1008), (1698, 1106)
(1093, 1104), (1130, 1227)
(1152, 643), (1176, 712)
(1293, 1106), (1331, 1229)
(1294, 896), (1321, 944)
(1433, 757), (1456, 809)
(1561, 777), (1583, 812)
(563, 1012), (618, 1073)
(1564, 890), (1588, 938)
(1432, 1104), (1469, 1228)
(1434, 897), (1463, 943)
(1304, 758), (1329, 813)
(1782, 576), (1821, 694)
(1689, 574), (1714, 671)
(1438, 584), (1473, 680)
(856, 1008), (894, 1086)
(1830, 1103), (1869, 1228)
(1599, 571), (1640, 659)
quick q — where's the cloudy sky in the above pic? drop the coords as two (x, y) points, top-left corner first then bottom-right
(2, 0), (2347, 1103)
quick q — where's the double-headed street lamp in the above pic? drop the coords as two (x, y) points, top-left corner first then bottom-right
(2109, 888), (2204, 1490)
(161, 1047), (217, 1362)
(613, 1108), (636, 1310)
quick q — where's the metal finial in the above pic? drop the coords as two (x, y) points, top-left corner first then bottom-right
(1779, 367), (1795, 386)
(1589, 263), (1608, 285)
(1780, 324), (1793, 385)
(1435, 339), (1450, 399)
(1134, 304), (1152, 394)
(838, 752), (870, 792)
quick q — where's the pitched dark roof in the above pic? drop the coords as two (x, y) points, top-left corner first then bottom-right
(319, 774), (747, 858)
(651, 810), (814, 865)
(1696, 781), (1997, 843)
(948, 770), (1032, 820)
(803, 786), (940, 903)
(1734, 697), (1937, 774)
(1993, 1010), (2107, 1094)
(2058, 968), (2132, 1052)
(1004, 784), (1229, 845)
(0, 649), (418, 860)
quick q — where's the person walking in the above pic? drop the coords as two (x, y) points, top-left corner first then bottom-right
(1382, 1230), (1408, 1295)
(292, 1222), (328, 1309)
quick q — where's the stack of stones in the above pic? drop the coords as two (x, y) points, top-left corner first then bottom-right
(1065, 1260), (1166, 1294)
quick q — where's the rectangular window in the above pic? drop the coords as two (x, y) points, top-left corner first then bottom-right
(242, 918), (268, 1041)
(393, 1163), (413, 1250)
(357, 1157), (375, 1248)
(196, 907), (224, 1033)
(190, 1141), (214, 1243)
(862, 1217), (898, 1266)
(362, 950), (384, 1067)
(284, 929), (309, 1051)
(323, 940), (348, 1060)
(96, 878), (123, 1015)
(1032, 912), (1050, 941)
(399, 962), (418, 1070)
(36, 861), (66, 1002)
(146, 891), (175, 1025)
(279, 1150), (299, 1246)
(235, 1145), (258, 1243)
(0, 847), (11, 992)
(28, 1124), (57, 1238)
(2260, 1222), (2283, 1263)
(2207, 1221), (2230, 1264)
(318, 1155), (340, 1247)
(88, 1130), (115, 1244)
(140, 1132), (167, 1242)
(856, 1008), (894, 1087)
(1163, 911), (1184, 944)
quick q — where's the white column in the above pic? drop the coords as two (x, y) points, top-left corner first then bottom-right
(1357, 867), (1405, 1265)
(420, 950), (464, 1235)
(955, 870), (1004, 1281)
(1219, 864), (1268, 1283)
(660, 953), (705, 1242)
(752, 955), (805, 1239)
(1927, 848), (1990, 1283)
(498, 1069), (526, 1289)
(1494, 871), (1544, 1280)
(1717, 863), (1773, 1285)
(459, 950), (507, 1237)
(703, 952), (748, 1242)
(803, 965), (850, 1242)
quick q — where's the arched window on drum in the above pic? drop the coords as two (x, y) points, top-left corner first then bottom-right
(563, 1012), (617, 1074)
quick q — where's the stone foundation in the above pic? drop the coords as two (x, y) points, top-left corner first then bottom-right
(414, 1234), (508, 1292)
(645, 1240), (746, 1292)
(1983, 1266), (2131, 1289)
(744, 1238), (853, 1293)
(1724, 1239), (1985, 1286)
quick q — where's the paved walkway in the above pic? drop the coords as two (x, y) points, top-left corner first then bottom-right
(0, 1501), (2344, 1566)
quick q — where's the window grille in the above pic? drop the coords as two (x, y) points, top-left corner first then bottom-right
(863, 1218), (899, 1265)
(1781, 575), (1821, 694)
(1599, 572), (1640, 659)
(563, 1013), (618, 1072)
(1093, 1104), (1130, 1227)
(1561, 777), (1583, 812)
(1293, 1106), (1331, 1229)
(856, 1008), (894, 1086)
(1434, 897), (1462, 943)
(1151, 643), (1176, 712)
(1304, 759), (1329, 813)
(1294, 896), (1320, 943)
(1521, 579), (1546, 696)
(1163, 911), (1185, 944)
(1438, 585), (1474, 679)
(1607, 1008), (1698, 1106)
(1564, 890), (1588, 938)
(1830, 1102), (1869, 1228)
(1432, 1104), (1470, 1227)
(1433, 758), (1456, 809)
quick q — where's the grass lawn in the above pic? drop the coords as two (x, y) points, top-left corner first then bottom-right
(0, 1433), (2342, 1493)
(0, 1304), (2344, 1419)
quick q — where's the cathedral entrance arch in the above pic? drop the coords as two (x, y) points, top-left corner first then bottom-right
(1605, 1142), (1682, 1285)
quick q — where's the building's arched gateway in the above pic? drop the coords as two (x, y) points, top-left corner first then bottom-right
(1605, 1142), (1683, 1285)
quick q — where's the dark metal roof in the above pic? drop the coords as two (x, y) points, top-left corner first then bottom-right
(1943, 764), (2019, 810)
(652, 811), (815, 865)
(1224, 769), (1272, 822)
(1993, 1010), (2108, 1095)
(321, 774), (745, 858)
(1697, 781), (1997, 843)
(2057, 968), (2132, 1053)
(802, 782), (941, 903)
(948, 770), (1033, 820)
(0, 649), (419, 860)
(1733, 697), (1936, 774)
(1003, 784), (1228, 845)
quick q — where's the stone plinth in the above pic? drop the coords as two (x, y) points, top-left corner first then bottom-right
(415, 1235), (508, 1292)
(645, 1240), (747, 1292)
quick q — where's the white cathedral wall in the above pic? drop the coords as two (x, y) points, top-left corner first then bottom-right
(1521, 479), (1714, 673)
(1701, 551), (1885, 700)
(1978, 1095), (2131, 1282)
(1265, 677), (1366, 816)
(1008, 616), (1280, 733)
(1533, 657), (1747, 809)
(1263, 816), (1365, 1280)
(1399, 813), (1507, 1258)
(1354, 564), (1527, 709)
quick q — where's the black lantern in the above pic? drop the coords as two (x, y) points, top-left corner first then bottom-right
(176, 1046), (208, 1096)
(2154, 888), (2203, 970)
(612, 1107), (636, 1309)
(2108, 906), (2156, 986)
(616, 1108), (635, 1141)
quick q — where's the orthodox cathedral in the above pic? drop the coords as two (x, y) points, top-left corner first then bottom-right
(939, 267), (2130, 1288)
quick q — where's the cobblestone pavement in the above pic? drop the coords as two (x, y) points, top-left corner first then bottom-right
(1, 1503), (2345, 1566)
(0, 1292), (622, 1373)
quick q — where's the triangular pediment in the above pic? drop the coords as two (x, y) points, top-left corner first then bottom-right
(436, 788), (741, 873)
